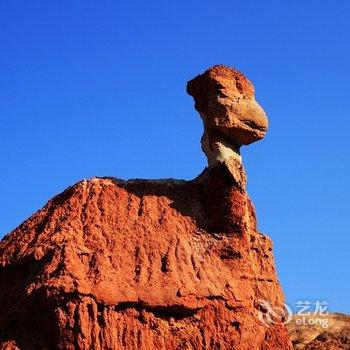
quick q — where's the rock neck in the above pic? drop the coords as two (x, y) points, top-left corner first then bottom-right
(200, 127), (246, 188)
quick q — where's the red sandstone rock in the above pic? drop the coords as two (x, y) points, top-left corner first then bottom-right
(0, 66), (291, 349)
(187, 65), (268, 175)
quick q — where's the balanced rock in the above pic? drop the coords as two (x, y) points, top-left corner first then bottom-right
(0, 66), (291, 350)
(187, 65), (268, 167)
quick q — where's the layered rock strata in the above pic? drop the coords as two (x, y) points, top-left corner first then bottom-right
(0, 65), (291, 350)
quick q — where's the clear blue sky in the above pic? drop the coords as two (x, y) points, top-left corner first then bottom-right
(1, 1), (349, 313)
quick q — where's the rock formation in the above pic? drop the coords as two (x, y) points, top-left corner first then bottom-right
(288, 313), (350, 349)
(0, 65), (291, 349)
(187, 65), (268, 168)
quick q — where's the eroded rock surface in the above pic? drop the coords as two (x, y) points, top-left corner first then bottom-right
(0, 66), (291, 350)
(288, 313), (350, 349)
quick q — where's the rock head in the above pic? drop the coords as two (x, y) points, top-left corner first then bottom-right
(0, 66), (291, 350)
(187, 65), (268, 167)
